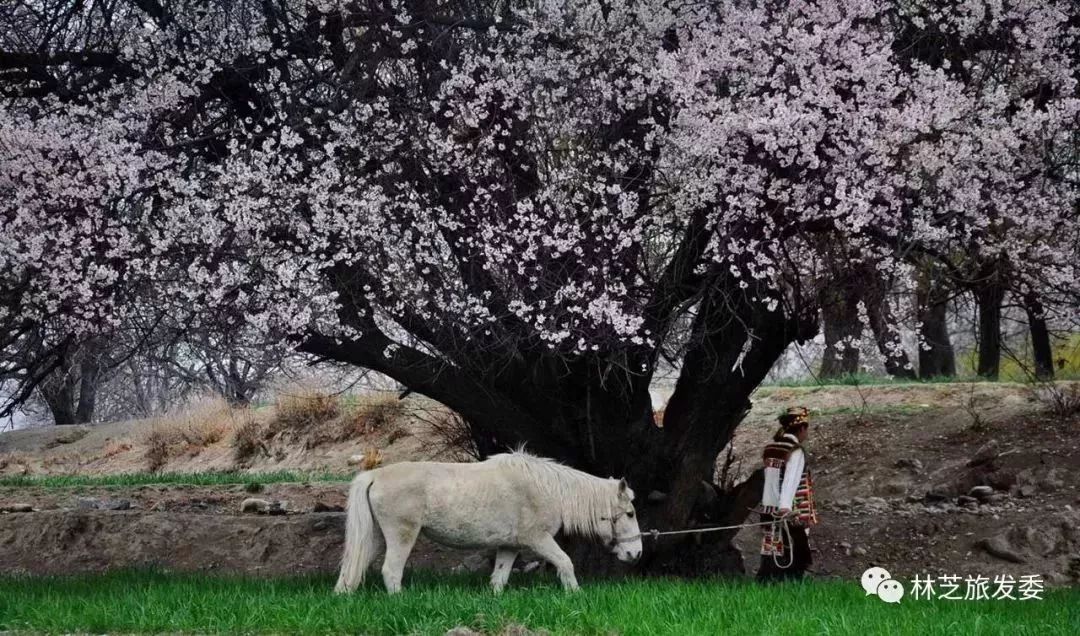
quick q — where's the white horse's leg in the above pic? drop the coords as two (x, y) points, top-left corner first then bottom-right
(490, 549), (518, 594)
(379, 520), (420, 594)
(525, 535), (579, 592)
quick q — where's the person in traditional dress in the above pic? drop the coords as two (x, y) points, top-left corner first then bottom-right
(757, 406), (818, 582)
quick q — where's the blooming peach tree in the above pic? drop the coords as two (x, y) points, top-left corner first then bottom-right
(2, 0), (1078, 540)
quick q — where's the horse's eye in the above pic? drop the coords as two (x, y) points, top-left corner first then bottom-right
(627, 510), (635, 518)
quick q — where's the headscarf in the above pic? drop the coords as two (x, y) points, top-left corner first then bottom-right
(774, 406), (810, 441)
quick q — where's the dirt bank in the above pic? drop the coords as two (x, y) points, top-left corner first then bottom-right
(0, 510), (346, 576)
(1, 383), (1079, 585)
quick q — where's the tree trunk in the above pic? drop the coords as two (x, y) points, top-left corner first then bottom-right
(974, 277), (1004, 380)
(299, 275), (817, 577)
(640, 284), (816, 571)
(41, 379), (78, 425)
(916, 267), (956, 379)
(862, 269), (916, 379)
(818, 283), (861, 379)
(37, 341), (105, 425)
(74, 347), (102, 424)
(1023, 293), (1054, 380)
(37, 341), (83, 426)
(220, 369), (253, 407)
(552, 284), (817, 577)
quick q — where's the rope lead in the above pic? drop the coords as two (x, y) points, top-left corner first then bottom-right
(637, 518), (779, 540)
(637, 517), (797, 569)
(772, 517), (795, 569)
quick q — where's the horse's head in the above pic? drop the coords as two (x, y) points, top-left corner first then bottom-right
(604, 478), (643, 563)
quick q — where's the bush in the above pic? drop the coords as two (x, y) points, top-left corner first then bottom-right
(141, 396), (245, 471)
(143, 429), (172, 473)
(419, 409), (479, 461)
(232, 419), (266, 464)
(0, 453), (30, 475)
(1031, 382), (1080, 418)
(268, 391), (341, 436)
(181, 418), (229, 447)
(299, 393), (407, 447)
(359, 446), (384, 470)
(102, 441), (133, 458)
(347, 395), (405, 437)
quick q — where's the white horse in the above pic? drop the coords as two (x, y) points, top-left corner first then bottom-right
(334, 450), (644, 594)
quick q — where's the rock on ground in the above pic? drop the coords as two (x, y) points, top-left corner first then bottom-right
(0, 504), (33, 513)
(240, 498), (286, 515)
(75, 497), (131, 511)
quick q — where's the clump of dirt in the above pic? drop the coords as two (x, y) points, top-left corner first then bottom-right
(44, 428), (88, 449)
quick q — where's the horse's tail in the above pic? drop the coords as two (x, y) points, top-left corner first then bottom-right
(334, 470), (382, 594)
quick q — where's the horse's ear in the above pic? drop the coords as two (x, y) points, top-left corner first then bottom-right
(618, 478), (628, 494)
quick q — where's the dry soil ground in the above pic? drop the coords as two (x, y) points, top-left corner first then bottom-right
(1, 383), (1078, 586)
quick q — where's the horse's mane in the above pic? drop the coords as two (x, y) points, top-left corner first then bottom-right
(486, 449), (619, 539)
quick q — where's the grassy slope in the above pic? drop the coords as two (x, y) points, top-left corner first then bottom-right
(0, 572), (1075, 635)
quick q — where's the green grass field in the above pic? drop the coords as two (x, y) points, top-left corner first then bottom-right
(0, 571), (1075, 635)
(0, 469), (352, 489)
